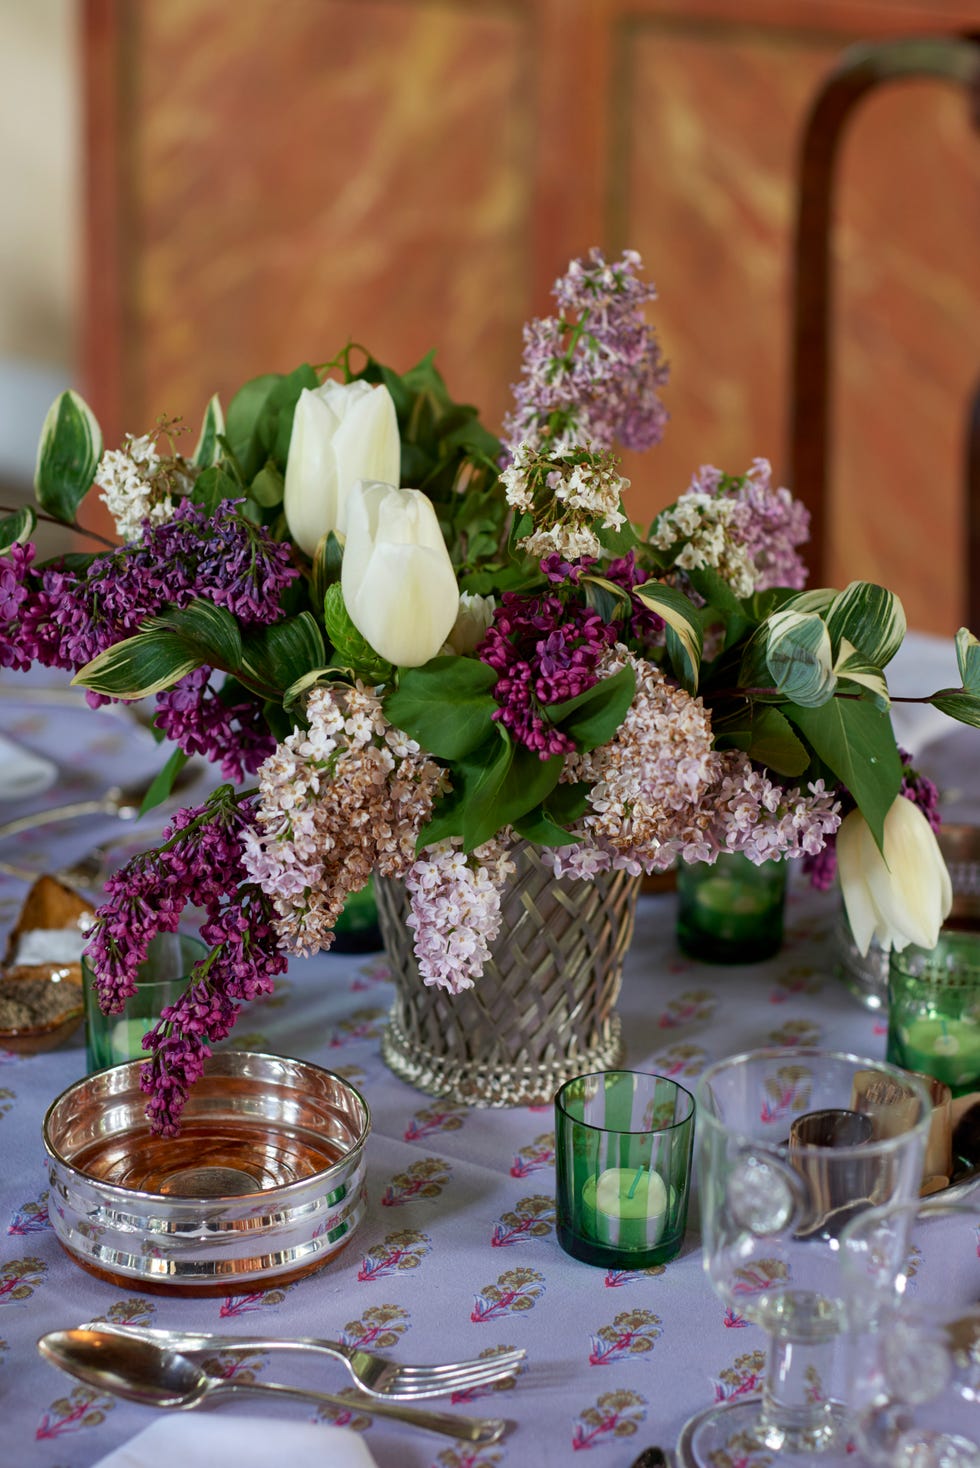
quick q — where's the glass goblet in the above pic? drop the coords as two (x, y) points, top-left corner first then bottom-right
(677, 1048), (931, 1468)
(841, 1199), (980, 1468)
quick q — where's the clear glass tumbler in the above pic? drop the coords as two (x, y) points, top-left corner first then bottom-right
(678, 1048), (931, 1468)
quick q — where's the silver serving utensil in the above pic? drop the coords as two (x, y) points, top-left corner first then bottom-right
(37, 1329), (507, 1445)
(0, 760), (203, 843)
(77, 1321), (526, 1401)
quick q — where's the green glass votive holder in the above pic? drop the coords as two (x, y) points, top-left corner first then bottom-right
(84, 932), (209, 1072)
(886, 930), (980, 1098)
(555, 1070), (695, 1269)
(676, 852), (787, 964)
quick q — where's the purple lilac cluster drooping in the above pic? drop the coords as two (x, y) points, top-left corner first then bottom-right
(477, 590), (617, 758)
(83, 787), (287, 1136)
(802, 748), (941, 892)
(502, 248), (669, 460)
(1, 501), (296, 773)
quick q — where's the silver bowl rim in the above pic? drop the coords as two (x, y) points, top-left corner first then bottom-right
(41, 1049), (371, 1205)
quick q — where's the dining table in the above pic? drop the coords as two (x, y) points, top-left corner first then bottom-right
(0, 632), (975, 1468)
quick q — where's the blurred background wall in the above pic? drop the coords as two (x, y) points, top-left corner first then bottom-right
(2, 0), (979, 632)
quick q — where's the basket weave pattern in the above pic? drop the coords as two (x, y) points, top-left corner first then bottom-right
(375, 844), (641, 1106)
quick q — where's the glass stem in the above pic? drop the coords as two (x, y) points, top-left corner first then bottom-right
(758, 1331), (841, 1454)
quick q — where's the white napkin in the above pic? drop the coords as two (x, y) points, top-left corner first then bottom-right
(0, 731), (56, 800)
(89, 1414), (380, 1468)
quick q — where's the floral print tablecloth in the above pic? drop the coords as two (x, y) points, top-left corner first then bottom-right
(0, 658), (969, 1468)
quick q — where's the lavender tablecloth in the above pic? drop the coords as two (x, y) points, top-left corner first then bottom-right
(0, 636), (971, 1468)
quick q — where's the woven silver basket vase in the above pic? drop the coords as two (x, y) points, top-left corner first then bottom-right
(375, 844), (641, 1106)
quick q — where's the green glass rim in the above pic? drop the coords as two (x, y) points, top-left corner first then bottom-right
(554, 1068), (696, 1135)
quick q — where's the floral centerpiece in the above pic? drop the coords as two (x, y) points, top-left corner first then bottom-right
(2, 249), (977, 1131)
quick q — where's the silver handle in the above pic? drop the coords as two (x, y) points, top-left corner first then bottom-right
(210, 1375), (505, 1444)
(82, 1323), (350, 1366)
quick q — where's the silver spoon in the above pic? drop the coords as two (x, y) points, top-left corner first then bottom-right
(37, 1328), (506, 1445)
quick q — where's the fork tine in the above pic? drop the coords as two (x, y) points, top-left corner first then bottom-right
(384, 1353), (526, 1396)
(391, 1348), (526, 1379)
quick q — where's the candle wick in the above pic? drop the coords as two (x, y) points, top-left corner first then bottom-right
(626, 1166), (645, 1200)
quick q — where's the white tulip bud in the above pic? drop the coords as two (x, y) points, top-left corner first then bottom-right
(341, 480), (460, 667)
(837, 796), (953, 956)
(444, 592), (496, 655)
(284, 380), (400, 555)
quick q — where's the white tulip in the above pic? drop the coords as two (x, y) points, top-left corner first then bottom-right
(444, 592), (496, 655)
(284, 380), (400, 555)
(837, 796), (953, 956)
(341, 480), (460, 667)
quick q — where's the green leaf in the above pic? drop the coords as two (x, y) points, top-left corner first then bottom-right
(138, 745), (191, 817)
(240, 612), (327, 694)
(282, 666), (352, 709)
(930, 691), (980, 728)
(267, 364), (320, 467)
(832, 637), (891, 710)
(34, 390), (103, 526)
(191, 465), (239, 516)
(385, 655), (498, 760)
(225, 373), (281, 480)
(545, 781), (590, 827)
(955, 628), (980, 694)
(765, 608), (836, 707)
(743, 706), (810, 777)
(785, 698), (901, 849)
(0, 505), (36, 551)
(582, 574), (631, 626)
(548, 665), (636, 752)
(312, 531), (344, 610)
(633, 581), (703, 690)
(193, 393), (224, 468)
(460, 737), (564, 851)
(513, 806), (579, 846)
(826, 581), (907, 667)
(144, 599), (243, 672)
(73, 632), (200, 699)
(322, 582), (393, 686)
(249, 461), (285, 508)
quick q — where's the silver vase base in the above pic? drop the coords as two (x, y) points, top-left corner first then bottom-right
(381, 1010), (624, 1107)
(676, 1396), (853, 1468)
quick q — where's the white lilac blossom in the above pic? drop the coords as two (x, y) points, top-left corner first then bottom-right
(501, 442), (628, 563)
(241, 683), (446, 956)
(94, 432), (194, 543)
(405, 837), (516, 993)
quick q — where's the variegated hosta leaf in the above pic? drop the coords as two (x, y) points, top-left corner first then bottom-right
(73, 632), (200, 699)
(955, 627), (980, 693)
(780, 587), (837, 615)
(0, 505), (36, 552)
(825, 581), (906, 668)
(34, 389), (103, 526)
(193, 393), (225, 468)
(633, 581), (702, 691)
(764, 608), (836, 707)
(832, 637), (891, 710)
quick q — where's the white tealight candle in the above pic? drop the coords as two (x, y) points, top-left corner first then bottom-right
(584, 1165), (668, 1250)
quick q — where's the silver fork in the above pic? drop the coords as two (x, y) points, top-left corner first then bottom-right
(79, 1322), (526, 1401)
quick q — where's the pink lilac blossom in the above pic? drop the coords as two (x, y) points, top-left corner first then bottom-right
(549, 647), (840, 877)
(477, 589), (618, 758)
(82, 786), (287, 1135)
(658, 460), (809, 596)
(502, 248), (669, 460)
(241, 683), (447, 957)
(405, 837), (516, 993)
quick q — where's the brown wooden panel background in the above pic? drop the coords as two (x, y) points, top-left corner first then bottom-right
(83, 0), (980, 634)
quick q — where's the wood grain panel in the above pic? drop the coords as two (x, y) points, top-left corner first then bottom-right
(617, 18), (979, 633)
(103, 0), (533, 444)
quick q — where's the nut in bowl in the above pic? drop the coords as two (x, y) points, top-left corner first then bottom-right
(42, 1051), (370, 1295)
(0, 875), (94, 1054)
